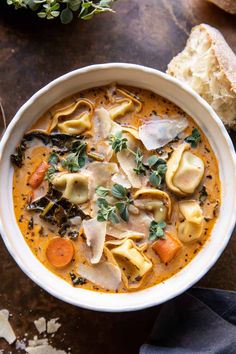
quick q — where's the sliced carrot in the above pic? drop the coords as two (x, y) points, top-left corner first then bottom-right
(152, 232), (182, 264)
(46, 237), (74, 268)
(28, 160), (49, 189)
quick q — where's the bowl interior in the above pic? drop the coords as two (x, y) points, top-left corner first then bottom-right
(0, 64), (235, 312)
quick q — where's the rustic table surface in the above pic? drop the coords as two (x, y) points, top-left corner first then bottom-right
(0, 1), (235, 353)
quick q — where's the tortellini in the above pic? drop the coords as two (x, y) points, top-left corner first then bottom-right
(48, 99), (94, 134)
(109, 99), (134, 120)
(51, 172), (89, 204)
(134, 188), (172, 221)
(166, 144), (204, 195)
(178, 200), (204, 242)
(107, 238), (152, 288)
(58, 112), (91, 135)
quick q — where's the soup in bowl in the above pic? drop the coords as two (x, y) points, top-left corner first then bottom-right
(0, 64), (235, 311)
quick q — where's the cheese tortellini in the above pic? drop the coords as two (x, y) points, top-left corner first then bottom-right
(166, 144), (204, 195)
(51, 172), (89, 204)
(109, 98), (134, 120)
(110, 239), (152, 287)
(133, 188), (172, 222)
(105, 233), (152, 289)
(178, 200), (204, 242)
(49, 99), (94, 134)
(58, 112), (91, 135)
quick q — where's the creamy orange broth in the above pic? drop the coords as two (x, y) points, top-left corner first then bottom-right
(12, 85), (221, 293)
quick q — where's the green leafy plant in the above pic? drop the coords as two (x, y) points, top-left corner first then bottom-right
(96, 198), (120, 224)
(149, 220), (166, 241)
(61, 140), (87, 172)
(6, 0), (115, 24)
(109, 132), (168, 187)
(147, 156), (167, 187)
(109, 131), (128, 153)
(45, 152), (60, 181)
(184, 128), (201, 148)
(96, 183), (132, 223)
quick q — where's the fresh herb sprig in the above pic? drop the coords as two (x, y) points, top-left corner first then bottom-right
(185, 128), (201, 148)
(45, 152), (59, 181)
(109, 131), (128, 153)
(149, 220), (167, 241)
(97, 198), (120, 224)
(147, 156), (167, 187)
(109, 132), (167, 186)
(61, 140), (87, 172)
(96, 183), (132, 223)
(108, 132), (148, 176)
(7, 0), (115, 24)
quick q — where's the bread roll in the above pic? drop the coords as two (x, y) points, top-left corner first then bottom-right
(167, 24), (236, 129)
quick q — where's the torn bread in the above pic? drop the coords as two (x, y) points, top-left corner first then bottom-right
(208, 0), (236, 14)
(167, 23), (236, 129)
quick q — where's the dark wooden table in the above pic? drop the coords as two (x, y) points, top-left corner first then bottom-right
(0, 1), (235, 353)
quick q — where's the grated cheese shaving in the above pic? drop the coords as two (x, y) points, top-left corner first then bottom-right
(0, 309), (16, 344)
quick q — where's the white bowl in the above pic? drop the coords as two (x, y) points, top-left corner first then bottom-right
(0, 63), (235, 312)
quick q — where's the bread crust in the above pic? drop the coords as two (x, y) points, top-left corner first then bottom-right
(167, 23), (236, 128)
(208, 0), (236, 14)
(198, 24), (236, 93)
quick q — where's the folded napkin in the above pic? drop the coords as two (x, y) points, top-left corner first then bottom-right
(140, 287), (236, 354)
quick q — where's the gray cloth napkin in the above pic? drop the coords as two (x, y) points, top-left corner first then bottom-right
(140, 288), (236, 354)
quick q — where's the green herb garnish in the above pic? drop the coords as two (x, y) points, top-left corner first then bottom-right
(149, 220), (167, 241)
(45, 152), (59, 181)
(61, 141), (87, 172)
(96, 186), (110, 197)
(97, 198), (120, 224)
(115, 202), (129, 222)
(111, 184), (127, 199)
(7, 0), (115, 24)
(109, 131), (128, 153)
(48, 152), (59, 165)
(147, 156), (167, 187)
(133, 148), (147, 175)
(109, 132), (147, 175)
(185, 128), (201, 148)
(96, 184), (132, 223)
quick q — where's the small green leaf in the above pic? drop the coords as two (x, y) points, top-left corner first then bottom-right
(149, 220), (167, 241)
(48, 152), (59, 165)
(96, 198), (108, 208)
(60, 7), (73, 23)
(184, 128), (201, 148)
(133, 148), (147, 175)
(147, 155), (159, 167)
(116, 202), (129, 222)
(109, 211), (120, 224)
(149, 172), (162, 187)
(96, 186), (110, 197)
(111, 184), (127, 199)
(38, 12), (47, 18)
(109, 132), (128, 153)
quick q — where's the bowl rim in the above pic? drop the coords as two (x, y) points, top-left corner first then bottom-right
(0, 63), (235, 312)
